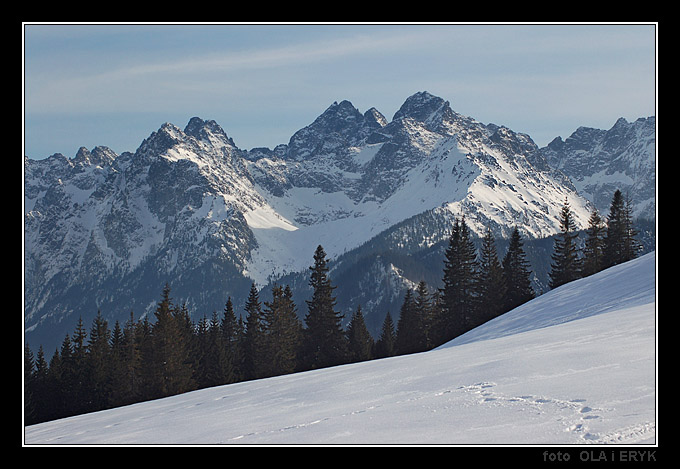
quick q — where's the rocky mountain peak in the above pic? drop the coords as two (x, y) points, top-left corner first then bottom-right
(392, 91), (453, 130)
(184, 116), (237, 149)
(73, 146), (117, 168)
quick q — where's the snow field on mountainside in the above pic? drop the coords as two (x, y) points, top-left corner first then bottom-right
(24, 252), (656, 445)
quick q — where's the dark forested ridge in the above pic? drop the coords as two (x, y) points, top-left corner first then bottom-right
(24, 189), (645, 425)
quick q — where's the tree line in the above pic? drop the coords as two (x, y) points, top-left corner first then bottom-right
(24, 189), (640, 425)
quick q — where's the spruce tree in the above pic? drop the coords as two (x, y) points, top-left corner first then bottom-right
(622, 192), (642, 262)
(582, 210), (606, 277)
(243, 283), (267, 380)
(135, 315), (155, 402)
(54, 334), (75, 419)
(438, 217), (479, 344)
(109, 319), (132, 408)
(24, 344), (36, 423)
(414, 281), (434, 349)
(395, 289), (427, 355)
(263, 285), (302, 376)
(375, 312), (396, 359)
(346, 305), (374, 363)
(197, 311), (233, 387)
(150, 284), (194, 398)
(602, 190), (640, 268)
(549, 198), (582, 289)
(31, 345), (50, 423)
(124, 312), (142, 404)
(86, 310), (112, 411)
(502, 227), (535, 312)
(221, 297), (243, 383)
(70, 317), (89, 416)
(193, 314), (210, 387)
(302, 245), (348, 370)
(476, 227), (507, 324)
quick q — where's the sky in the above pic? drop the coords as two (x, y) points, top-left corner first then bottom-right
(23, 23), (657, 160)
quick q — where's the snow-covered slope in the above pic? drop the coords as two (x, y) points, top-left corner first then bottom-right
(24, 252), (656, 445)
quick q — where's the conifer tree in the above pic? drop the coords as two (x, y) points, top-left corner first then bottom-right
(53, 334), (75, 419)
(395, 289), (427, 355)
(46, 348), (64, 419)
(135, 315), (155, 402)
(502, 227), (535, 312)
(302, 245), (348, 370)
(263, 285), (302, 376)
(193, 314), (210, 387)
(375, 312), (396, 359)
(150, 284), (194, 398)
(603, 190), (640, 268)
(243, 283), (267, 380)
(221, 297), (243, 383)
(414, 281), (434, 349)
(24, 344), (36, 423)
(197, 311), (233, 387)
(108, 320), (130, 408)
(70, 317), (89, 416)
(549, 198), (582, 289)
(346, 305), (374, 363)
(622, 192), (642, 262)
(438, 217), (479, 344)
(476, 227), (507, 324)
(123, 312), (142, 404)
(582, 210), (605, 277)
(86, 310), (112, 411)
(31, 345), (50, 423)
(109, 311), (141, 406)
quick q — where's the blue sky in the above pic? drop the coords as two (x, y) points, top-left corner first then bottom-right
(23, 23), (656, 160)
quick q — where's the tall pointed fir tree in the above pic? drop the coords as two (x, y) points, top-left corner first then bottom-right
(375, 311), (396, 359)
(603, 190), (640, 268)
(24, 344), (36, 423)
(582, 209), (606, 277)
(438, 217), (479, 345)
(549, 198), (582, 289)
(28, 345), (50, 423)
(263, 285), (303, 376)
(476, 227), (507, 324)
(201, 311), (233, 387)
(622, 192), (642, 262)
(53, 334), (75, 419)
(243, 283), (267, 380)
(502, 227), (535, 312)
(86, 310), (112, 412)
(70, 317), (89, 416)
(302, 245), (348, 370)
(135, 315), (156, 402)
(221, 296), (243, 383)
(395, 289), (427, 355)
(114, 311), (141, 407)
(108, 320), (129, 408)
(150, 284), (195, 398)
(414, 281), (434, 349)
(346, 305), (374, 363)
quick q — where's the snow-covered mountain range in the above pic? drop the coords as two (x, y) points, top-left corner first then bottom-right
(23, 92), (655, 355)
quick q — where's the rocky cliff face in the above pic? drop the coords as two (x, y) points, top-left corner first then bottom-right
(535, 116), (655, 221)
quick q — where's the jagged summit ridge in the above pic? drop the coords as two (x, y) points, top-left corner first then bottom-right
(536, 116), (655, 220)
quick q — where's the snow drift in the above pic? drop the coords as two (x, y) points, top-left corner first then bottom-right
(24, 252), (656, 445)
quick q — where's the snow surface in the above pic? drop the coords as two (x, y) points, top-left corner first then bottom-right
(24, 252), (656, 446)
